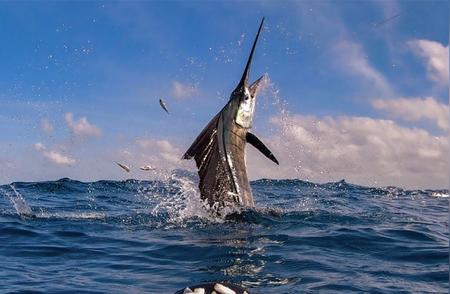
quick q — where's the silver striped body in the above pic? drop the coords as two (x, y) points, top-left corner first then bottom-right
(218, 102), (253, 207)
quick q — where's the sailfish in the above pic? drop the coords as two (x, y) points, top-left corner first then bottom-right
(182, 18), (279, 212)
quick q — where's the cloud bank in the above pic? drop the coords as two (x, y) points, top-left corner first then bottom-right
(34, 143), (76, 166)
(247, 113), (448, 189)
(373, 97), (449, 130)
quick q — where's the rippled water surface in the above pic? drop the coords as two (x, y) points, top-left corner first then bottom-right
(0, 172), (448, 293)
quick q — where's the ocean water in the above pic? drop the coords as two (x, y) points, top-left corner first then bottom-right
(0, 172), (448, 293)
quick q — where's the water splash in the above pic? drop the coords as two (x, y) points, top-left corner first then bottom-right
(8, 185), (33, 217)
(170, 174), (211, 221)
(251, 74), (308, 180)
(138, 170), (219, 225)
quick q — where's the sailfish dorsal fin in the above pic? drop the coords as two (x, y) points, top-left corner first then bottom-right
(182, 113), (220, 161)
(182, 113), (237, 207)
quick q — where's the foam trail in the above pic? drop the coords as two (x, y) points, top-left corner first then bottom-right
(35, 211), (106, 220)
(8, 185), (34, 217)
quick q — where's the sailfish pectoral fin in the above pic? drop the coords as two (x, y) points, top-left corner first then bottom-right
(246, 132), (279, 165)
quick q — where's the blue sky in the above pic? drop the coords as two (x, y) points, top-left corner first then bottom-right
(0, 1), (448, 188)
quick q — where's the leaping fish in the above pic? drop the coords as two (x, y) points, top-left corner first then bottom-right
(183, 18), (278, 213)
(116, 162), (131, 173)
(159, 98), (169, 114)
(140, 165), (155, 171)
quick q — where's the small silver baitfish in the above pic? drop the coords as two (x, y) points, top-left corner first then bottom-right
(115, 162), (131, 173)
(140, 165), (155, 171)
(159, 98), (170, 114)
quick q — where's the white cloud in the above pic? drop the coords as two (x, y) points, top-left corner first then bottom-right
(172, 81), (198, 99)
(34, 142), (76, 166)
(373, 97), (449, 130)
(333, 40), (393, 96)
(40, 118), (54, 135)
(34, 142), (46, 152)
(247, 114), (449, 189)
(65, 113), (101, 138)
(292, 2), (394, 97)
(135, 138), (181, 166)
(409, 39), (449, 85)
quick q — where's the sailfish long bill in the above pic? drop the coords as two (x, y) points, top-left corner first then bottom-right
(183, 18), (279, 212)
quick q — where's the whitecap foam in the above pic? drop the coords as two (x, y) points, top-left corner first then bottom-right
(430, 191), (449, 198)
(35, 211), (106, 220)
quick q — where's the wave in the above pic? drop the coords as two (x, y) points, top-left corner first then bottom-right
(0, 171), (447, 229)
(0, 171), (447, 293)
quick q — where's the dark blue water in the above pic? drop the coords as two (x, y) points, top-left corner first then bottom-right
(0, 172), (448, 293)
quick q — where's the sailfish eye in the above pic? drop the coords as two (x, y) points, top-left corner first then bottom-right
(243, 87), (251, 101)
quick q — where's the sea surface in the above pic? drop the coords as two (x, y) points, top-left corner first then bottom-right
(0, 172), (448, 293)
